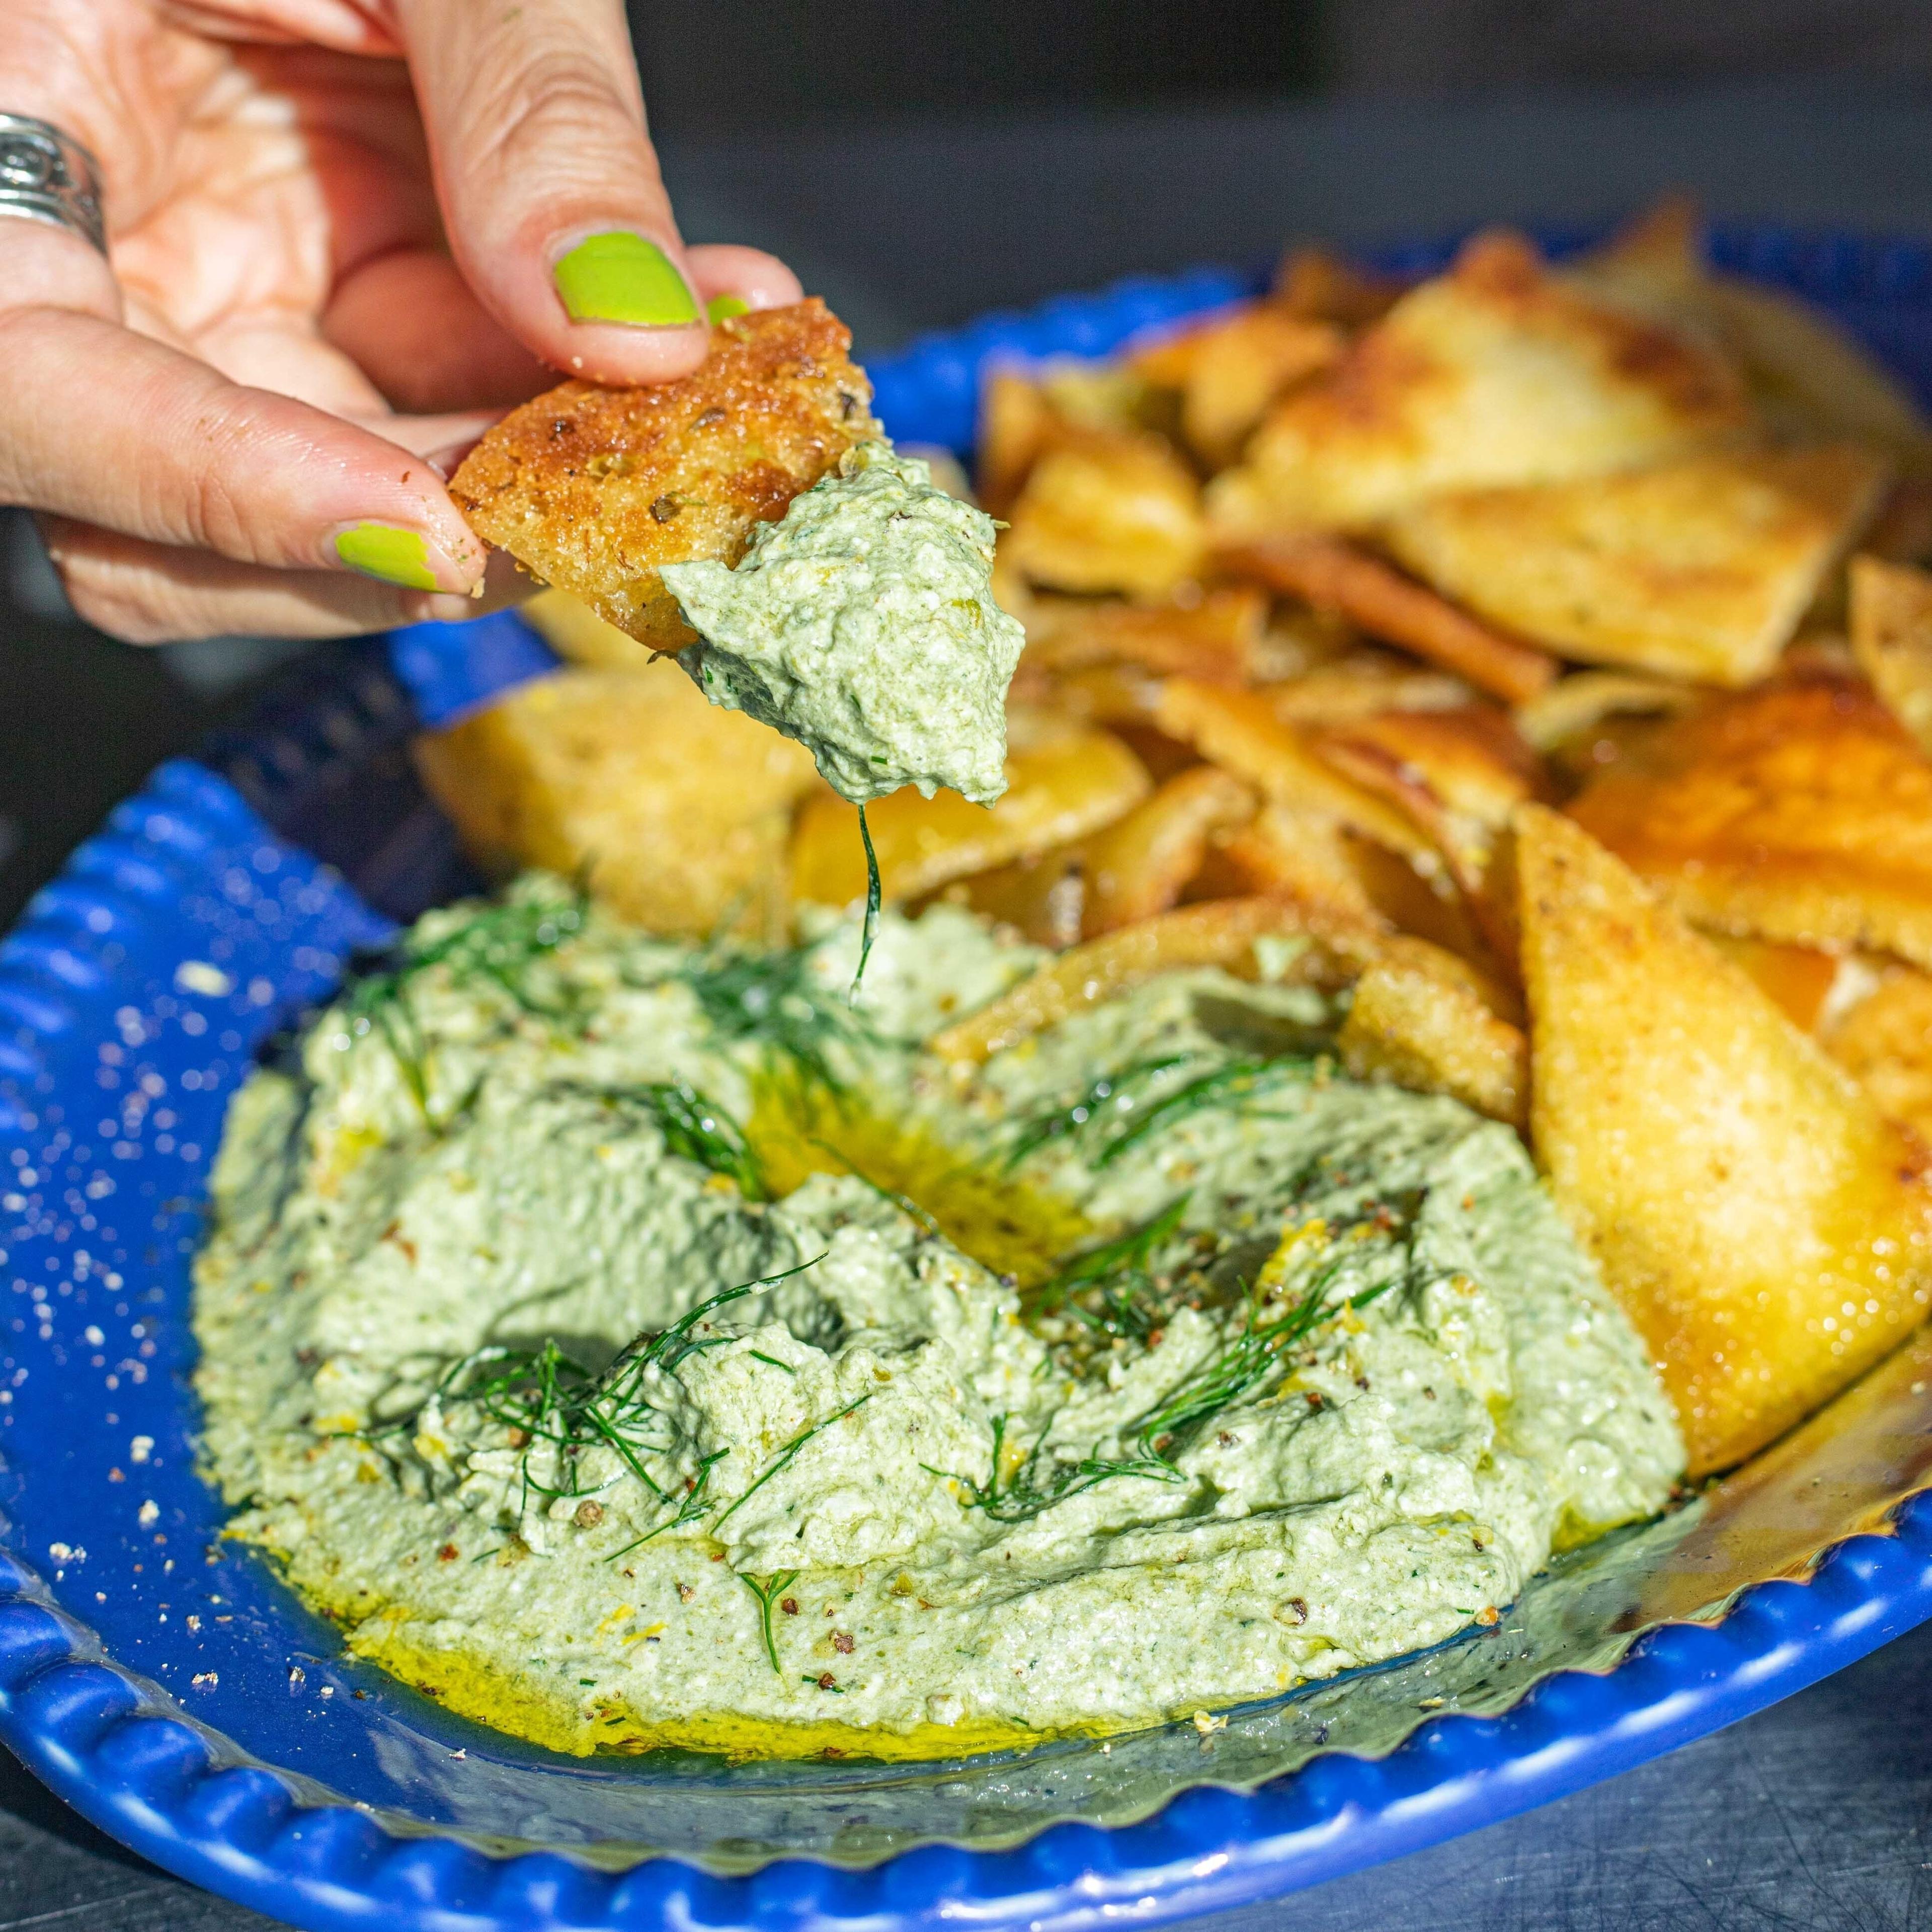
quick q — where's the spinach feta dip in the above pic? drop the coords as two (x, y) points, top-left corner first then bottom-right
(660, 443), (1025, 806)
(192, 882), (1683, 1760)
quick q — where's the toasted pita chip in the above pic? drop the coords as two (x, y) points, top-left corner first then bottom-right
(1824, 967), (1932, 1144)
(450, 301), (878, 650)
(1850, 553), (1932, 753)
(1220, 536), (1557, 704)
(1271, 245), (1409, 329)
(1517, 803), (1932, 1475)
(950, 765), (1254, 946)
(1260, 656), (1473, 727)
(1316, 703), (1546, 910)
(791, 719), (1149, 908)
(1215, 804), (1384, 924)
(1154, 679), (1436, 863)
(1568, 673), (1932, 971)
(946, 849), (1089, 950)
(1017, 662), (1169, 730)
(1384, 445), (1889, 687)
(977, 369), (1058, 517)
(1705, 934), (1843, 1033)
(1214, 805), (1489, 960)
(1134, 305), (1343, 467)
(931, 896), (1387, 1063)
(1313, 706), (1543, 971)
(1513, 669), (1705, 753)
(1003, 433), (1205, 598)
(1081, 765), (1256, 934)
(1863, 478), (1932, 567)
(519, 588), (650, 670)
(1337, 936), (1528, 1127)
(1570, 199), (1932, 471)
(1021, 589), (1265, 686)
(414, 665), (822, 940)
(1206, 231), (1750, 538)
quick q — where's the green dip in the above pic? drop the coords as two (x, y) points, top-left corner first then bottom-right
(660, 443), (1025, 806)
(192, 883), (1682, 1759)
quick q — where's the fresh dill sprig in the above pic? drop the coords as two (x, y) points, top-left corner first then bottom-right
(1130, 1231), (1395, 1462)
(340, 885), (590, 1120)
(738, 1569), (799, 1673)
(604, 1447), (729, 1563)
(1002, 1055), (1196, 1170)
(850, 803), (881, 1007)
(712, 1393), (872, 1528)
(678, 940), (866, 1092)
(928, 1412), (1179, 1524)
(592, 1082), (762, 1198)
(384, 1259), (822, 1520)
(1030, 1193), (1191, 1315)
(1093, 1055), (1319, 1170)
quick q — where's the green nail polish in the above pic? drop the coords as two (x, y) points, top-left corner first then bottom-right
(553, 231), (700, 327)
(706, 292), (750, 324)
(335, 523), (440, 591)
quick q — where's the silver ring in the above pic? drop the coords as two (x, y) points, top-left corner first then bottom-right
(0, 114), (105, 256)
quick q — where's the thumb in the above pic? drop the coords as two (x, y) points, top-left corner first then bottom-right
(395, 0), (712, 386)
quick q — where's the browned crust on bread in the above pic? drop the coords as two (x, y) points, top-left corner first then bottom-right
(450, 300), (880, 648)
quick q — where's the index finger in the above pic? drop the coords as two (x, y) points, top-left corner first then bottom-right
(396, 0), (716, 387)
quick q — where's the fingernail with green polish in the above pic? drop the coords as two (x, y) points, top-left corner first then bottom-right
(707, 292), (750, 324)
(553, 231), (699, 327)
(334, 523), (442, 591)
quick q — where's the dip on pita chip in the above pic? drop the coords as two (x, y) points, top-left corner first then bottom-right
(1517, 803), (1932, 1475)
(451, 300), (878, 649)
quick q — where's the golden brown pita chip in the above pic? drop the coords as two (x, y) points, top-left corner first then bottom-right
(1214, 806), (1489, 960)
(1154, 679), (1435, 862)
(1003, 433), (1205, 598)
(450, 300), (878, 649)
(1512, 669), (1705, 753)
(518, 589), (650, 670)
(790, 719), (1149, 908)
(1021, 589), (1265, 686)
(1132, 304), (1343, 467)
(976, 369), (1058, 518)
(1569, 199), (1932, 470)
(1337, 936), (1528, 1128)
(1824, 967), (1932, 1144)
(413, 665), (822, 940)
(1568, 673), (1932, 971)
(930, 896), (1386, 1063)
(1080, 765), (1256, 934)
(1271, 245), (1409, 329)
(1704, 933), (1842, 1034)
(1517, 804), (1932, 1475)
(1259, 656), (1473, 728)
(1221, 535), (1557, 703)
(1850, 553), (1932, 753)
(1384, 446), (1889, 687)
(1206, 231), (1750, 538)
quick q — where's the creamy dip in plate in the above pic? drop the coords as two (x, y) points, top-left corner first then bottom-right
(192, 883), (1682, 1760)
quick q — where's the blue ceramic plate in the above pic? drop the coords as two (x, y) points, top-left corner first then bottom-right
(6, 226), (1932, 1932)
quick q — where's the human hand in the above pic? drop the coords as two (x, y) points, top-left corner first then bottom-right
(0, 0), (800, 641)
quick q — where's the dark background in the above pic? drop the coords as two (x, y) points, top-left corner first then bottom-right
(8, 5), (1932, 1925)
